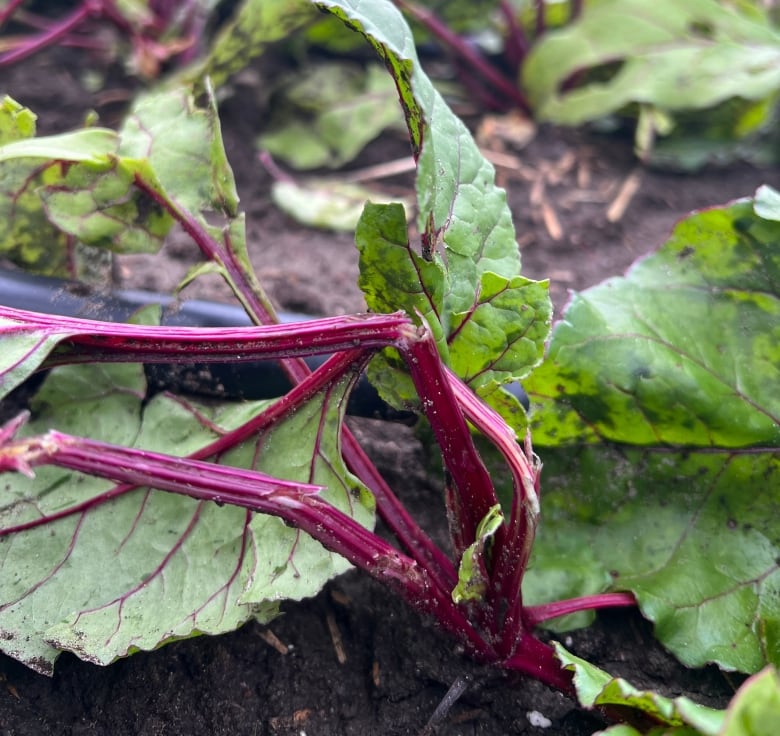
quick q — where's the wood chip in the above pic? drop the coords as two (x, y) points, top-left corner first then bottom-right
(541, 199), (563, 241)
(606, 170), (642, 223)
(577, 157), (592, 189)
(338, 156), (416, 183)
(326, 610), (347, 664)
(547, 150), (577, 185)
(372, 660), (381, 688)
(330, 589), (351, 606)
(480, 148), (536, 179)
(258, 628), (289, 655)
(268, 708), (312, 732)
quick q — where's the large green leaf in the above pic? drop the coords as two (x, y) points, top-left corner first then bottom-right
(524, 191), (780, 673)
(0, 362), (372, 673)
(526, 196), (780, 448)
(119, 85), (238, 217)
(322, 0), (551, 431)
(526, 446), (780, 673)
(524, 0), (780, 126)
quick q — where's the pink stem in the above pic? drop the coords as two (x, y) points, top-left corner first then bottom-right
(0, 0), (27, 27)
(524, 592), (637, 627)
(0, 1), (97, 66)
(398, 327), (498, 557)
(130, 174), (460, 596)
(394, 0), (532, 115)
(0, 422), (494, 660)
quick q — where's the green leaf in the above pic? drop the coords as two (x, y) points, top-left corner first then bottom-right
(526, 197), (780, 448)
(0, 315), (79, 398)
(183, 0), (314, 89)
(524, 192), (780, 672)
(452, 504), (502, 604)
(720, 666), (780, 736)
(259, 62), (403, 170)
(119, 85), (238, 217)
(555, 642), (725, 734)
(0, 362), (373, 672)
(41, 157), (174, 253)
(524, 0), (780, 127)
(0, 128), (118, 276)
(320, 0), (551, 429)
(559, 648), (780, 735)
(528, 446), (780, 673)
(753, 184), (780, 221)
(0, 95), (36, 145)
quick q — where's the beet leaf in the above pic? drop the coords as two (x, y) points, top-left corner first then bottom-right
(327, 0), (552, 430)
(523, 190), (780, 673)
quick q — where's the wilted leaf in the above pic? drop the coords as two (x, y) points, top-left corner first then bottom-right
(119, 86), (238, 217)
(272, 179), (411, 231)
(185, 0), (314, 89)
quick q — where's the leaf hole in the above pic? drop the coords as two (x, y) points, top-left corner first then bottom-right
(687, 20), (715, 39)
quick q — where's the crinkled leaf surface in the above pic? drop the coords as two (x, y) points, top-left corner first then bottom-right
(524, 0), (780, 126)
(526, 196), (780, 448)
(524, 194), (780, 673)
(0, 128), (118, 276)
(41, 157), (173, 253)
(322, 0), (550, 430)
(0, 362), (372, 672)
(555, 643), (725, 734)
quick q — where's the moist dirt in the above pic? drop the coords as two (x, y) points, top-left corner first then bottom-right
(1, 43), (779, 736)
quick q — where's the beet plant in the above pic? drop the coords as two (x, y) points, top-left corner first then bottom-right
(0, 0), (779, 730)
(0, 0), (211, 77)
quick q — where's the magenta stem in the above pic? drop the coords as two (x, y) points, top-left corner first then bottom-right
(0, 0), (27, 27)
(448, 371), (540, 656)
(524, 592), (637, 627)
(0, 305), (412, 365)
(533, 0), (546, 36)
(498, 0), (528, 75)
(398, 327), (498, 557)
(503, 632), (574, 695)
(0, 425), (493, 660)
(131, 173), (460, 595)
(394, 0), (532, 115)
(0, 2), (96, 66)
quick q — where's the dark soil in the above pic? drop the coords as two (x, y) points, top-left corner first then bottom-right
(1, 39), (779, 736)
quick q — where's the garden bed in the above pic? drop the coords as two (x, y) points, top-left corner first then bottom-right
(1, 35), (778, 736)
